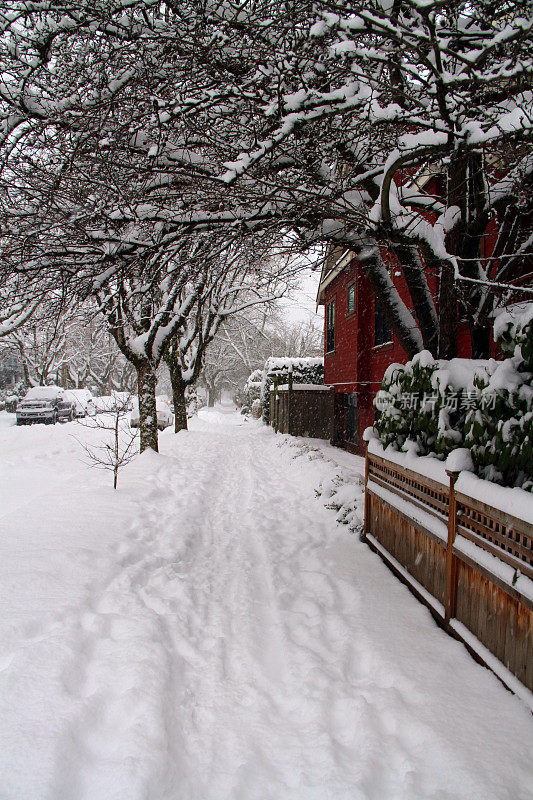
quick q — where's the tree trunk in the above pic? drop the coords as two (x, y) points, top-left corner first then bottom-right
(208, 388), (216, 407)
(136, 361), (158, 453)
(20, 352), (31, 387)
(394, 243), (439, 355)
(440, 152), (467, 360)
(174, 382), (188, 431)
(171, 373), (188, 432)
(164, 353), (188, 432)
(438, 262), (458, 359)
(362, 249), (424, 359)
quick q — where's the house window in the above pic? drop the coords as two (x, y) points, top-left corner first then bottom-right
(326, 300), (335, 352)
(374, 301), (392, 346)
(347, 284), (355, 315)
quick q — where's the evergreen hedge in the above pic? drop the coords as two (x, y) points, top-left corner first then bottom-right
(373, 304), (533, 491)
(243, 369), (263, 407)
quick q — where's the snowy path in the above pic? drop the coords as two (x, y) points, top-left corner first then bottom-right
(1, 407), (532, 799)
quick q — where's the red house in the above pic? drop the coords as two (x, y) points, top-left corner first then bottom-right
(316, 245), (485, 453)
(317, 248), (404, 453)
(316, 240), (533, 453)
(316, 158), (533, 455)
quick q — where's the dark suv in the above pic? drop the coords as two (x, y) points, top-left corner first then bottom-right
(16, 386), (76, 425)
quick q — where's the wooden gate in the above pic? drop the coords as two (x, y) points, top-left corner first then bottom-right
(269, 377), (333, 439)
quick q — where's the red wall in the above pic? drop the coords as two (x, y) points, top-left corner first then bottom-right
(323, 262), (359, 392)
(324, 257), (413, 451)
(322, 254), (481, 452)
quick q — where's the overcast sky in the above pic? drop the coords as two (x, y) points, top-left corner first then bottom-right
(278, 267), (323, 328)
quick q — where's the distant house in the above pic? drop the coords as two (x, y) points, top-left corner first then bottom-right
(318, 248), (404, 453)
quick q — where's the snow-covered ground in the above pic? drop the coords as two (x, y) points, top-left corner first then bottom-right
(1, 405), (532, 800)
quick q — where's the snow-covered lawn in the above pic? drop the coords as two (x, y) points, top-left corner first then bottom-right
(1, 406), (532, 800)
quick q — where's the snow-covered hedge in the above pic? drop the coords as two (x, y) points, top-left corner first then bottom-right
(243, 369), (263, 407)
(372, 304), (533, 492)
(261, 357), (324, 423)
(469, 304), (533, 489)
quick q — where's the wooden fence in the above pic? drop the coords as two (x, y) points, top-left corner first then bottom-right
(269, 375), (334, 439)
(364, 447), (533, 693)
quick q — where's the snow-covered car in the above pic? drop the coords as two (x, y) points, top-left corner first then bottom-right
(93, 395), (114, 413)
(130, 396), (174, 430)
(64, 389), (96, 418)
(93, 392), (133, 413)
(16, 386), (76, 425)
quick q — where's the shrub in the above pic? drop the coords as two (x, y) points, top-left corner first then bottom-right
(465, 304), (533, 490)
(373, 302), (533, 491)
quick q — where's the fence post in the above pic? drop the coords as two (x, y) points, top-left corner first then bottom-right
(445, 468), (459, 624)
(362, 442), (370, 541)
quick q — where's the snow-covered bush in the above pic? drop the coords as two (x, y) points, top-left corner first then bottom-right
(465, 305), (533, 490)
(374, 351), (493, 459)
(373, 303), (533, 491)
(260, 357), (324, 423)
(493, 303), (533, 364)
(251, 398), (262, 418)
(316, 474), (364, 533)
(0, 381), (27, 409)
(244, 369), (263, 407)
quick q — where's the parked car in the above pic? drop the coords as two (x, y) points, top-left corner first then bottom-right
(16, 386), (76, 425)
(94, 392), (133, 413)
(130, 396), (174, 430)
(64, 388), (96, 418)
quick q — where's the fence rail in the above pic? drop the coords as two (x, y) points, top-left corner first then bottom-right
(364, 447), (533, 693)
(455, 492), (533, 573)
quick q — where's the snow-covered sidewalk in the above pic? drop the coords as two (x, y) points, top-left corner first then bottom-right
(1, 406), (532, 800)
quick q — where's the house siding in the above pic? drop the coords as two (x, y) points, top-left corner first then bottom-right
(324, 256), (414, 451)
(322, 253), (487, 453)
